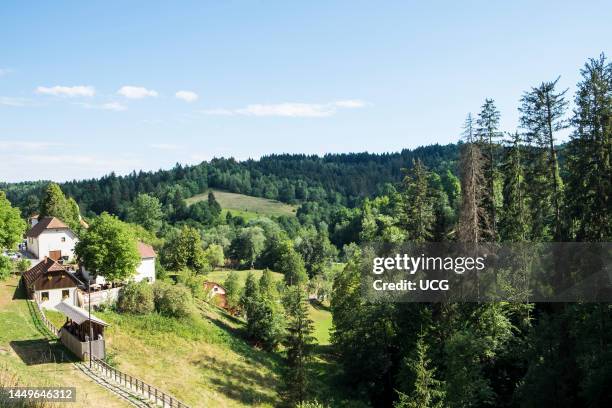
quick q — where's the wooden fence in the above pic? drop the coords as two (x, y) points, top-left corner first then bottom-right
(86, 355), (190, 408)
(34, 300), (59, 336)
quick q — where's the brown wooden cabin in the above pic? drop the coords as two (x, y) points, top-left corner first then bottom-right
(22, 257), (81, 308)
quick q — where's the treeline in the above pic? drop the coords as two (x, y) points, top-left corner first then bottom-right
(0, 144), (459, 218)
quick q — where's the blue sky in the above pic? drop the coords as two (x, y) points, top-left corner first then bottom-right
(1, 1), (610, 182)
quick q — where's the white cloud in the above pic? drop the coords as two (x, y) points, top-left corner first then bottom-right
(0, 68), (12, 76)
(150, 143), (180, 150)
(202, 99), (367, 118)
(36, 85), (95, 97)
(118, 86), (158, 99)
(175, 90), (198, 102)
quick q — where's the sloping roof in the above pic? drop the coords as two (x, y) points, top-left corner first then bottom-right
(137, 242), (156, 259)
(22, 257), (79, 287)
(26, 217), (70, 238)
(55, 301), (109, 326)
(204, 281), (227, 292)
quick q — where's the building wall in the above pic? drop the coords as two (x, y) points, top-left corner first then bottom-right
(29, 229), (78, 261)
(135, 258), (156, 283)
(81, 258), (155, 285)
(35, 287), (77, 309)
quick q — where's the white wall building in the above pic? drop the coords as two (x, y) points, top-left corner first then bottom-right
(26, 217), (78, 262)
(81, 241), (156, 285)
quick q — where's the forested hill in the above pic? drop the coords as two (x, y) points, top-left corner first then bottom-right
(1, 143), (459, 217)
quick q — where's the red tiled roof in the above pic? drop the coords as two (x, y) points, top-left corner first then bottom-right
(137, 242), (156, 258)
(25, 217), (70, 238)
(22, 257), (77, 287)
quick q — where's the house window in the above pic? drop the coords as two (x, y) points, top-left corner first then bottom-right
(41, 292), (49, 301)
(61, 237), (66, 242)
(62, 290), (70, 299)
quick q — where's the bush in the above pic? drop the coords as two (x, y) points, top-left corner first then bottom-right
(16, 258), (30, 273)
(176, 268), (206, 299)
(153, 281), (194, 318)
(203, 244), (225, 268)
(117, 281), (155, 314)
(0, 257), (11, 281)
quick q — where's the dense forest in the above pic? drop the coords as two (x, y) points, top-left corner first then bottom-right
(1, 53), (611, 407)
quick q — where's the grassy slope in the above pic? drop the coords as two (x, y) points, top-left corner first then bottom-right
(186, 189), (297, 218)
(0, 276), (130, 408)
(91, 269), (354, 407)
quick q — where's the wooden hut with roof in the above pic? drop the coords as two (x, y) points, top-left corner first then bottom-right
(55, 301), (108, 360)
(22, 257), (81, 309)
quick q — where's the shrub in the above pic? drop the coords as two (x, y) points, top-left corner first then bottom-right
(117, 281), (154, 314)
(0, 257), (11, 281)
(203, 243), (225, 268)
(176, 268), (206, 299)
(16, 258), (30, 273)
(153, 281), (194, 318)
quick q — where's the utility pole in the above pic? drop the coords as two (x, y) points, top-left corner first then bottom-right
(88, 278), (92, 368)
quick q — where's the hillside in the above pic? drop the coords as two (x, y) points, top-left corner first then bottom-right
(186, 189), (297, 219)
(0, 276), (131, 407)
(69, 282), (346, 407)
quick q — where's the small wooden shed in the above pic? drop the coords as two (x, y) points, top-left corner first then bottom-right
(55, 301), (109, 360)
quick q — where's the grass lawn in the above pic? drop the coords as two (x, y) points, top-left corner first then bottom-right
(0, 276), (131, 407)
(186, 189), (297, 218)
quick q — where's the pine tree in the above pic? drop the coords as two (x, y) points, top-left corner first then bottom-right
(281, 286), (315, 406)
(566, 54), (612, 241)
(39, 182), (81, 232)
(401, 159), (435, 242)
(499, 132), (529, 241)
(208, 191), (222, 217)
(241, 271), (284, 350)
(395, 334), (445, 408)
(476, 100), (502, 239)
(457, 114), (491, 243)
(519, 77), (568, 240)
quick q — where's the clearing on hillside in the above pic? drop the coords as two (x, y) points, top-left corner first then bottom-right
(186, 189), (297, 218)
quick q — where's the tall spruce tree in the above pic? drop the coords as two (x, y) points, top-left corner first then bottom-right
(281, 286), (315, 406)
(401, 159), (435, 242)
(395, 334), (445, 408)
(566, 54), (612, 241)
(499, 132), (529, 241)
(519, 77), (568, 240)
(476, 100), (502, 239)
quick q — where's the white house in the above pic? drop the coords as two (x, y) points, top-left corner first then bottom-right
(26, 217), (79, 262)
(22, 257), (81, 309)
(81, 241), (156, 285)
